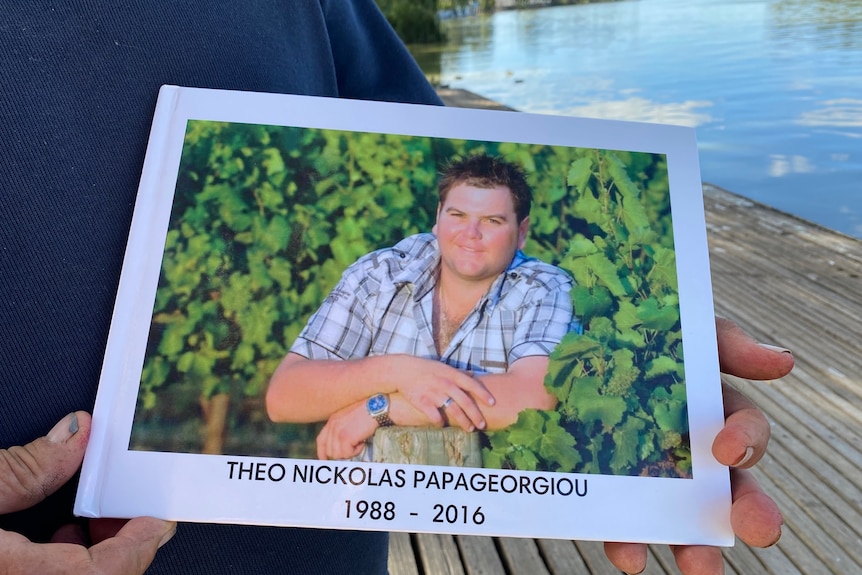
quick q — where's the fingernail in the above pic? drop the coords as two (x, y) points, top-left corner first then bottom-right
(757, 343), (792, 355)
(732, 446), (755, 467)
(766, 525), (782, 547)
(47, 413), (79, 443)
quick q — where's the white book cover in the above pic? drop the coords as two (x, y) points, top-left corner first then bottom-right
(75, 85), (731, 545)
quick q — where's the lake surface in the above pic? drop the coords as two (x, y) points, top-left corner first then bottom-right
(411, 0), (862, 239)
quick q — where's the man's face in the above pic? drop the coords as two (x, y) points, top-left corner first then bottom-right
(433, 183), (529, 286)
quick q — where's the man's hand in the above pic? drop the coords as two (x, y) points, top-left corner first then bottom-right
(315, 388), (488, 459)
(316, 401), (378, 460)
(390, 355), (495, 431)
(0, 411), (176, 575)
(603, 318), (793, 575)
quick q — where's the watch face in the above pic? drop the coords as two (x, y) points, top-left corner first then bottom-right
(367, 393), (388, 414)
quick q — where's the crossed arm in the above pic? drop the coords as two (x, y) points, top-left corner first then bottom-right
(266, 352), (555, 460)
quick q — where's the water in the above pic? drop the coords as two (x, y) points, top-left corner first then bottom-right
(411, 0), (862, 239)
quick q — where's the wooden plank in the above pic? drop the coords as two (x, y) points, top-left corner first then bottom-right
(388, 531), (420, 575)
(496, 537), (551, 574)
(536, 539), (591, 574)
(757, 452), (862, 572)
(456, 536), (507, 575)
(753, 464), (853, 574)
(415, 533), (467, 575)
(572, 541), (629, 575)
(724, 374), (862, 505)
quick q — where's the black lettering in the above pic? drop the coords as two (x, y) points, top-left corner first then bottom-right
(574, 478), (587, 497)
(519, 475), (532, 494)
(487, 473), (499, 493)
(315, 465), (332, 484)
(427, 471), (441, 489)
(500, 474), (517, 493)
(394, 469), (407, 488)
(254, 462), (266, 481)
(348, 467), (366, 486)
(454, 473), (468, 491)
(441, 471), (454, 489)
(238, 461), (254, 480)
(533, 476), (548, 495)
(413, 470), (426, 489)
(367, 468), (381, 487)
(470, 472), (486, 491)
(227, 461), (238, 479)
(333, 465), (347, 485)
(268, 463), (286, 482)
(293, 464), (310, 483)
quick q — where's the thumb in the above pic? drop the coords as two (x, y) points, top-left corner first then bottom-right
(716, 317), (794, 380)
(0, 411), (91, 514)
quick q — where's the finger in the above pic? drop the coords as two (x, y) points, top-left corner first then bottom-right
(316, 427), (330, 460)
(443, 388), (486, 431)
(730, 468), (783, 547)
(671, 545), (725, 575)
(413, 395), (446, 427)
(87, 517), (176, 575)
(328, 429), (364, 461)
(715, 317), (794, 380)
(0, 517), (175, 575)
(50, 523), (87, 545)
(603, 541), (647, 574)
(712, 381), (771, 468)
(453, 371), (496, 407)
(89, 518), (131, 544)
(441, 402), (476, 433)
(0, 411), (91, 514)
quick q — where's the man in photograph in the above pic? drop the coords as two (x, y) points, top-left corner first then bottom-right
(266, 153), (576, 460)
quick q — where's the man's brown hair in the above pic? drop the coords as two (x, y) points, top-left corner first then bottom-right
(438, 153), (532, 223)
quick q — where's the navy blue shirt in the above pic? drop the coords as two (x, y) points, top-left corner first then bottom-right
(1, 1), (441, 572)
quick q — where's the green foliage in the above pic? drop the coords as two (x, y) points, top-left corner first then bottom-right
(483, 148), (692, 478)
(375, 0), (445, 44)
(133, 123), (440, 453)
(133, 124), (690, 473)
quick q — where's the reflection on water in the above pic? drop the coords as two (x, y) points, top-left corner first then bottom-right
(412, 0), (862, 238)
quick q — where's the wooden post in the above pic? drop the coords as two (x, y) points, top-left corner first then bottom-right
(372, 426), (483, 467)
(200, 392), (230, 455)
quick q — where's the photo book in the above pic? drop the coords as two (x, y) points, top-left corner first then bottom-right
(75, 85), (732, 545)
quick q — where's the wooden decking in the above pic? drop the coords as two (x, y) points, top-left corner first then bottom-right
(386, 90), (862, 574)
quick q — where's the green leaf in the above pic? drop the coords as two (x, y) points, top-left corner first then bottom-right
(505, 410), (545, 451)
(540, 412), (581, 471)
(549, 332), (603, 362)
(610, 416), (646, 473)
(570, 377), (627, 429)
(566, 157), (593, 194)
(645, 355), (681, 379)
(637, 297), (680, 331)
(585, 252), (628, 297)
(571, 285), (613, 320)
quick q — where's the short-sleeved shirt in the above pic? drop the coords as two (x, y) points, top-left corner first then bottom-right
(290, 233), (576, 374)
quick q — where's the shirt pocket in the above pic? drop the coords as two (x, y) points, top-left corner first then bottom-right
(471, 309), (516, 374)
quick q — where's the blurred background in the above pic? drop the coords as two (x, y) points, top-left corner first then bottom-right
(378, 0), (862, 239)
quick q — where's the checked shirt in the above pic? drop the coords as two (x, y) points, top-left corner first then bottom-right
(289, 233), (576, 374)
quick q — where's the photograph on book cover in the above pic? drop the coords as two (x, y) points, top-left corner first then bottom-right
(76, 87), (731, 545)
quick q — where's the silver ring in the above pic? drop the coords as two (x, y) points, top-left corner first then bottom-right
(440, 397), (454, 409)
